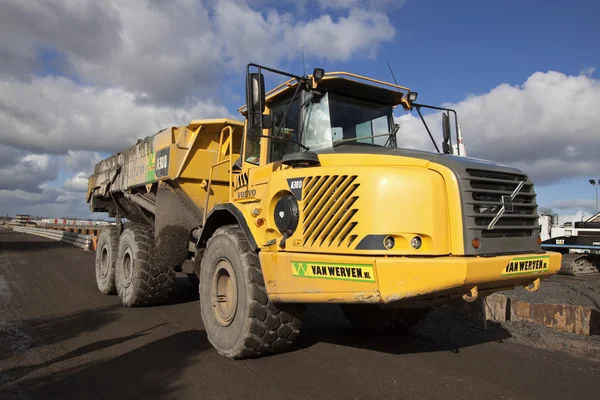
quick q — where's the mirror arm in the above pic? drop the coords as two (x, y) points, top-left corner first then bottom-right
(415, 106), (440, 153)
(412, 102), (460, 156)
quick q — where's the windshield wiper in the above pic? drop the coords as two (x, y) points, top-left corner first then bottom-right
(384, 123), (399, 148)
(332, 132), (394, 147)
(270, 80), (310, 151)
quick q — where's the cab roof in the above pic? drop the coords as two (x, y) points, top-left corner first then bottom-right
(238, 72), (413, 115)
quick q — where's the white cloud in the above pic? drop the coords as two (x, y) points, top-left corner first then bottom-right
(64, 150), (103, 174)
(0, 152), (59, 192)
(213, 1), (395, 69)
(316, 0), (406, 10)
(551, 198), (597, 215)
(0, 183), (90, 218)
(0, 0), (396, 106)
(0, 185), (63, 204)
(56, 194), (77, 203)
(396, 70), (600, 186)
(0, 0), (400, 219)
(63, 172), (89, 193)
(555, 210), (587, 226)
(0, 75), (233, 154)
(0, 0), (120, 80)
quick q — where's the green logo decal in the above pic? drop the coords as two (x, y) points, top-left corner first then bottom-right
(291, 261), (375, 282)
(293, 262), (308, 276)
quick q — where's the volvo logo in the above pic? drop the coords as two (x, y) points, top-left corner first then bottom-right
(487, 181), (525, 230)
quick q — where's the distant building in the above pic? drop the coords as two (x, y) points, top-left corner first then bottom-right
(585, 212), (600, 223)
(15, 214), (30, 225)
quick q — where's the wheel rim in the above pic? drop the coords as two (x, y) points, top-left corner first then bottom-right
(122, 246), (133, 288)
(100, 244), (110, 278)
(211, 259), (238, 327)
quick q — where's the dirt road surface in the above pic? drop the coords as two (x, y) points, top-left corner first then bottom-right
(1, 228), (599, 400)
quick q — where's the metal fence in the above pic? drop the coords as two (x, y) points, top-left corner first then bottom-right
(13, 226), (92, 250)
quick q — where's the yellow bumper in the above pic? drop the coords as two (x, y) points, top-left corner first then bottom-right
(259, 251), (562, 304)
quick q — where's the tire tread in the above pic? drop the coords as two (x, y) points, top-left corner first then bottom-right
(116, 224), (176, 307)
(203, 225), (302, 359)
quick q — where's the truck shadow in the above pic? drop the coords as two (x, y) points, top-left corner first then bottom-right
(291, 304), (512, 356)
(162, 274), (199, 305)
(0, 330), (212, 400)
(0, 304), (124, 364)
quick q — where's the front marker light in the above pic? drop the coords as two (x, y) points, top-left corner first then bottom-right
(411, 236), (422, 249)
(383, 236), (395, 250)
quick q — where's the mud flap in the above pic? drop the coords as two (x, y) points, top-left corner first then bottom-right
(155, 182), (204, 268)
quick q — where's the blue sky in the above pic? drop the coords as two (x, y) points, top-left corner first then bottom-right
(0, 0), (599, 221)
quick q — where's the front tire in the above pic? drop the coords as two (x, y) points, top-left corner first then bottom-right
(115, 225), (175, 307)
(95, 226), (118, 295)
(200, 225), (302, 359)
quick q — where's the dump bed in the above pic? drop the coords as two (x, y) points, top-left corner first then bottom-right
(86, 118), (244, 216)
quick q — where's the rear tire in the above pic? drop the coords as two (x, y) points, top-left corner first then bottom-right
(341, 304), (430, 332)
(115, 225), (175, 307)
(200, 225), (303, 359)
(95, 226), (118, 295)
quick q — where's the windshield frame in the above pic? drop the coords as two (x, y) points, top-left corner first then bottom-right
(298, 90), (397, 152)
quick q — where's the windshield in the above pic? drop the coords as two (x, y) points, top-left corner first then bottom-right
(302, 92), (395, 151)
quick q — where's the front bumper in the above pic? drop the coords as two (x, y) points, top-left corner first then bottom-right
(259, 251), (562, 304)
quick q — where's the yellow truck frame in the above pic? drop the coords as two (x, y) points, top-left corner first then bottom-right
(87, 63), (561, 359)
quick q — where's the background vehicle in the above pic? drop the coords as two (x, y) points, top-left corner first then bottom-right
(87, 64), (561, 359)
(540, 213), (599, 275)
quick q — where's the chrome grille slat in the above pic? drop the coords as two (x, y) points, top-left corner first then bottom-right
(466, 201), (537, 207)
(467, 176), (532, 185)
(464, 189), (536, 197)
(466, 213), (538, 218)
(467, 225), (538, 230)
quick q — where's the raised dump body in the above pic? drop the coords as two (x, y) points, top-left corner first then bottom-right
(87, 63), (561, 360)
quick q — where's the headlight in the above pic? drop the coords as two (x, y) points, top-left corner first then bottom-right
(274, 193), (299, 235)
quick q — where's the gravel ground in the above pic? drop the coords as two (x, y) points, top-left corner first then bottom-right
(2, 228), (600, 400)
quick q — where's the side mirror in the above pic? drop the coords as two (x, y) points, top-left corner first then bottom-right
(442, 113), (451, 154)
(552, 213), (559, 226)
(246, 72), (266, 131)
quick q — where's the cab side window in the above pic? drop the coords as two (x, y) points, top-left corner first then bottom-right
(244, 126), (261, 165)
(269, 97), (301, 162)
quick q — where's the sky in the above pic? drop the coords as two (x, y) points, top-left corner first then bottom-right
(0, 0), (599, 223)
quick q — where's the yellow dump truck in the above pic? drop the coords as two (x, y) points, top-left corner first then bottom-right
(87, 63), (561, 359)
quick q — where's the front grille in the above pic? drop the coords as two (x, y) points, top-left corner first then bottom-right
(464, 169), (538, 239)
(302, 175), (360, 247)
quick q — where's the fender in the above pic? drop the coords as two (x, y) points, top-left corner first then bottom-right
(198, 203), (258, 252)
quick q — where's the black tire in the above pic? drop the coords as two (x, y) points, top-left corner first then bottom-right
(341, 304), (430, 333)
(199, 225), (303, 359)
(95, 226), (119, 295)
(115, 225), (175, 307)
